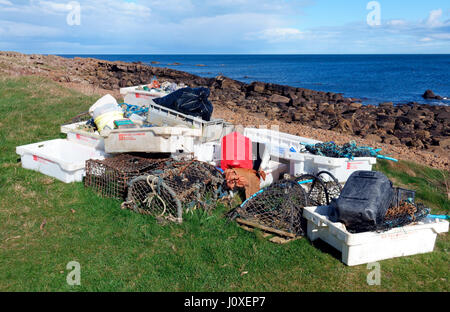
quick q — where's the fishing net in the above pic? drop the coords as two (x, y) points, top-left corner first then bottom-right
(303, 141), (397, 160)
(232, 180), (309, 236)
(84, 154), (172, 200)
(123, 160), (226, 222)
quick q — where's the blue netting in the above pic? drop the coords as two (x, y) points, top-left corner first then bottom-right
(303, 141), (397, 161)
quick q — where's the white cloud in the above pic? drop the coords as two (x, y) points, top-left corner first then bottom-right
(0, 20), (63, 37)
(387, 19), (406, 27)
(38, 0), (68, 13)
(249, 28), (305, 42)
(0, 0), (12, 6)
(425, 9), (443, 28)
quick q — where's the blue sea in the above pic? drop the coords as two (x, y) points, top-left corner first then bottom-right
(62, 54), (450, 105)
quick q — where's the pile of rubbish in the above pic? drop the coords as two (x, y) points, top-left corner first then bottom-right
(15, 77), (448, 265)
(330, 171), (430, 233)
(123, 160), (226, 222)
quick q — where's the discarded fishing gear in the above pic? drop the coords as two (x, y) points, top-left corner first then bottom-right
(295, 174), (329, 206)
(121, 103), (149, 118)
(230, 180), (309, 237)
(123, 160), (226, 223)
(345, 194), (430, 234)
(317, 171), (342, 201)
(302, 141), (398, 162)
(283, 171), (342, 206)
(85, 154), (171, 200)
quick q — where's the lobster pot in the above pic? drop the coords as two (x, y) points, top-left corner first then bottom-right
(236, 180), (309, 236)
(392, 187), (416, 207)
(84, 154), (171, 200)
(125, 161), (226, 222)
(295, 174), (330, 207)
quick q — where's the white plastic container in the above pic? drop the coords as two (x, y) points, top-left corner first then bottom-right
(121, 86), (169, 98)
(303, 206), (449, 266)
(104, 126), (202, 154)
(61, 122), (105, 151)
(244, 128), (321, 156)
(123, 91), (166, 107)
(244, 128), (321, 177)
(193, 141), (221, 164)
(309, 155), (377, 183)
(260, 160), (288, 188)
(16, 139), (108, 183)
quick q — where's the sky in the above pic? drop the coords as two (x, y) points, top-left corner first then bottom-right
(0, 0), (449, 54)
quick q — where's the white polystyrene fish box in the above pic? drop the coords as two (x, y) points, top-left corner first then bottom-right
(303, 206), (449, 266)
(16, 139), (108, 183)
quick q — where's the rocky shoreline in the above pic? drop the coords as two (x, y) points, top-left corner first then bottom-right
(0, 51), (448, 168)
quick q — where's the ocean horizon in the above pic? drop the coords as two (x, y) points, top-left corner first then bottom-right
(61, 54), (450, 106)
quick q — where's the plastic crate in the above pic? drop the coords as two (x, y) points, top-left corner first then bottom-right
(260, 160), (288, 188)
(104, 126), (202, 154)
(16, 139), (108, 183)
(308, 155), (377, 183)
(61, 122), (104, 150)
(125, 90), (234, 143)
(303, 206), (449, 266)
(244, 128), (321, 156)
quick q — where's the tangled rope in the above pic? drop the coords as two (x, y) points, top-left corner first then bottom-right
(302, 141), (397, 161)
(144, 175), (167, 217)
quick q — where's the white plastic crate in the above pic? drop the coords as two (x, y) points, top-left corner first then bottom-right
(61, 122), (105, 150)
(16, 139), (108, 183)
(193, 141), (221, 165)
(303, 206), (449, 266)
(123, 90), (168, 106)
(308, 155), (377, 183)
(104, 126), (202, 154)
(244, 128), (321, 157)
(260, 160), (288, 188)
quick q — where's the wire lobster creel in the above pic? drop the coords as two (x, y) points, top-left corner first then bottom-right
(123, 160), (226, 222)
(233, 180), (309, 237)
(317, 171), (342, 201)
(84, 154), (172, 200)
(295, 174), (329, 206)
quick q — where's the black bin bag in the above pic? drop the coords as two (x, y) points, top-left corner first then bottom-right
(153, 87), (213, 121)
(331, 171), (394, 233)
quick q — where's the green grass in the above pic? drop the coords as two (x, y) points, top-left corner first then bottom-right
(0, 76), (449, 292)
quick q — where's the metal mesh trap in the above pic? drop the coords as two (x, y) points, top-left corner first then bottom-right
(233, 180), (309, 237)
(84, 154), (172, 200)
(317, 171), (342, 201)
(123, 160), (226, 222)
(295, 174), (329, 206)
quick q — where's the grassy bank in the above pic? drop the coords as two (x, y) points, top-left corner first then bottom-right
(0, 76), (448, 292)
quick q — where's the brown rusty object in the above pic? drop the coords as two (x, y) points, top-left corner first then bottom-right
(385, 201), (417, 221)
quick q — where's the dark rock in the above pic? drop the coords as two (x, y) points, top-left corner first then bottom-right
(269, 94), (290, 104)
(422, 89), (443, 100)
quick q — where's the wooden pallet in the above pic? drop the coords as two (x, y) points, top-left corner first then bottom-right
(235, 218), (302, 244)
